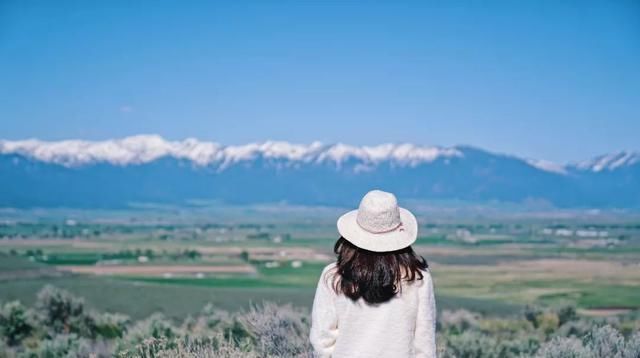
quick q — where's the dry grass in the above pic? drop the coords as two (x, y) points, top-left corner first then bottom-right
(0, 238), (115, 250)
(196, 246), (332, 261)
(431, 258), (640, 305)
(56, 264), (256, 276)
(578, 308), (633, 317)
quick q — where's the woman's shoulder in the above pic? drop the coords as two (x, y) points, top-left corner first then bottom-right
(420, 267), (433, 276)
(316, 262), (338, 294)
(419, 267), (433, 280)
(405, 267), (433, 289)
(321, 262), (338, 279)
(418, 268), (434, 291)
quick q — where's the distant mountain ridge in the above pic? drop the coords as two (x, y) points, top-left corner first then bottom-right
(0, 135), (464, 168)
(1, 135), (638, 209)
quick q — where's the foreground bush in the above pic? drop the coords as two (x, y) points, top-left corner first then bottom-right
(239, 302), (312, 357)
(0, 301), (34, 346)
(536, 326), (640, 358)
(0, 286), (638, 357)
(34, 285), (95, 338)
(118, 335), (258, 358)
(437, 306), (639, 358)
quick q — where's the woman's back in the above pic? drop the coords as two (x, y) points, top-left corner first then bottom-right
(309, 190), (437, 358)
(310, 263), (436, 358)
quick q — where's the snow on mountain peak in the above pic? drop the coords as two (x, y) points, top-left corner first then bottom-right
(0, 135), (221, 166)
(575, 151), (640, 172)
(526, 159), (568, 175)
(0, 136), (463, 168)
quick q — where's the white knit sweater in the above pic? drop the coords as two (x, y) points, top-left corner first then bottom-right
(310, 263), (437, 358)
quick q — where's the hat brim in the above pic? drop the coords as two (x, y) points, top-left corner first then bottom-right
(336, 208), (418, 252)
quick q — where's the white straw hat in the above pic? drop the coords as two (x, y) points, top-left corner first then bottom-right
(337, 190), (418, 252)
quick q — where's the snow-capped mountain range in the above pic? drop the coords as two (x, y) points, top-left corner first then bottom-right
(1, 135), (638, 209)
(0, 135), (463, 168)
(574, 152), (640, 172)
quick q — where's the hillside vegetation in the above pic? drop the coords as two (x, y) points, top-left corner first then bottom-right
(1, 286), (639, 357)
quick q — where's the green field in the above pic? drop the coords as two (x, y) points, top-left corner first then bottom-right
(1, 211), (640, 321)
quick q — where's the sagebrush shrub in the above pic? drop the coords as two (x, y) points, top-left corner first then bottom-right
(623, 332), (640, 358)
(586, 325), (626, 358)
(0, 301), (34, 346)
(537, 325), (640, 358)
(440, 309), (479, 333)
(119, 312), (178, 348)
(239, 302), (312, 358)
(35, 285), (95, 337)
(536, 336), (590, 358)
(0, 285), (638, 358)
(28, 333), (94, 358)
(93, 312), (130, 339)
(118, 335), (258, 358)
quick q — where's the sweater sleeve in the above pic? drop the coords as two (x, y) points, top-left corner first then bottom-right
(309, 264), (339, 358)
(414, 269), (437, 358)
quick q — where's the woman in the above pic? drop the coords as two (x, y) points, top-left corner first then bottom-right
(310, 190), (437, 358)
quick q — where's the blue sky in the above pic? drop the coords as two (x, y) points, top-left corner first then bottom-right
(1, 0), (638, 162)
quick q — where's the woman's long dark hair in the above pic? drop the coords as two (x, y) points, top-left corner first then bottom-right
(331, 236), (428, 304)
